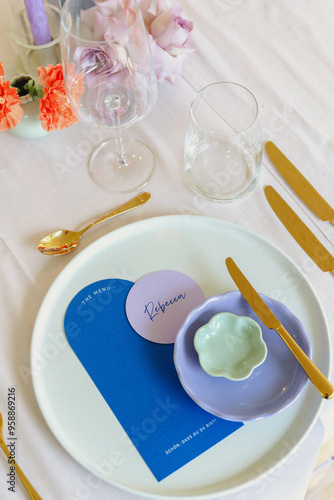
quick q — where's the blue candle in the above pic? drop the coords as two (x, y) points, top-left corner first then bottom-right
(24, 0), (52, 46)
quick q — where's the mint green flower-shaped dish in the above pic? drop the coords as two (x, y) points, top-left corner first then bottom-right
(194, 312), (267, 380)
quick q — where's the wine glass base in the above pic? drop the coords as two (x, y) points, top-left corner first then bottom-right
(89, 137), (155, 193)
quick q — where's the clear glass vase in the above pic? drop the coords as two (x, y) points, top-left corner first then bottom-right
(6, 0), (61, 77)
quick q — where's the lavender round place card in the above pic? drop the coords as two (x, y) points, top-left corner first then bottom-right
(125, 270), (205, 344)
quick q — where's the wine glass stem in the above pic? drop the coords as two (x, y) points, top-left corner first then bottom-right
(112, 109), (129, 168)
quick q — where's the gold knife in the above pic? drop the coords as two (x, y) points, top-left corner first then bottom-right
(225, 257), (334, 399)
(265, 141), (334, 223)
(265, 186), (334, 273)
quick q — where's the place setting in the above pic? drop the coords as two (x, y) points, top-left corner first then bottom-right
(1, 1), (334, 499)
(30, 213), (333, 498)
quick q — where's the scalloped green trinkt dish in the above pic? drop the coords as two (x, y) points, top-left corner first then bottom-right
(194, 312), (267, 380)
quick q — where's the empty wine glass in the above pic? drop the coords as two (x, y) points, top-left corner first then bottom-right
(60, 0), (157, 193)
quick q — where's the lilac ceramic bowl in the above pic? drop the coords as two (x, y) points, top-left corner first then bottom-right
(174, 291), (311, 422)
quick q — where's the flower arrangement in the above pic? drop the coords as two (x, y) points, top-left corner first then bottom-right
(79, 0), (194, 84)
(141, 0), (194, 84)
(0, 62), (83, 133)
(0, 0), (193, 134)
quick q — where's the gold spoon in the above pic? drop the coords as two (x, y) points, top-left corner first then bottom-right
(0, 411), (42, 499)
(38, 192), (150, 255)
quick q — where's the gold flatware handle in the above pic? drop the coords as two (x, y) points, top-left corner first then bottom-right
(80, 192), (151, 235)
(275, 325), (334, 399)
(225, 257), (334, 400)
(0, 442), (42, 499)
(266, 142), (334, 223)
(264, 186), (334, 273)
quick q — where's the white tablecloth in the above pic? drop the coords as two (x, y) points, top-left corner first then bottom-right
(0, 1), (334, 498)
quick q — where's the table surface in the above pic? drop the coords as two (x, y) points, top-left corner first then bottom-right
(1, 1), (334, 499)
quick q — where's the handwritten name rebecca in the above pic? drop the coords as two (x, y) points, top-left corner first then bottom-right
(144, 293), (186, 321)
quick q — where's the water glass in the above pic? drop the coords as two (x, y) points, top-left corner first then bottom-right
(185, 82), (262, 203)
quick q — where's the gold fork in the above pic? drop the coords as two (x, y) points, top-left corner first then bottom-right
(0, 411), (42, 499)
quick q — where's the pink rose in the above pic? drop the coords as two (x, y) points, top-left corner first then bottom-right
(148, 34), (183, 84)
(73, 44), (127, 88)
(81, 1), (136, 41)
(149, 0), (194, 56)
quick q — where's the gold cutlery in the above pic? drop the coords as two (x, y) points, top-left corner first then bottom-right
(38, 192), (150, 255)
(266, 141), (334, 223)
(0, 411), (42, 499)
(225, 257), (334, 399)
(264, 186), (334, 273)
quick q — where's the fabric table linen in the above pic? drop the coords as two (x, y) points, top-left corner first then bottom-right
(1, 0), (334, 499)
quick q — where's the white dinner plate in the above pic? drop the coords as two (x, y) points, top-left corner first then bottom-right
(31, 215), (331, 499)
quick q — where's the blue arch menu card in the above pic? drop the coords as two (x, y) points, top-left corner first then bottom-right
(64, 279), (242, 481)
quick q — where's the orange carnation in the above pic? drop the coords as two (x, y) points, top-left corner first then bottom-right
(0, 62), (24, 131)
(38, 63), (84, 132)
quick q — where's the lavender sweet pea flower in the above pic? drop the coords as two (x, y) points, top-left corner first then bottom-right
(74, 43), (128, 88)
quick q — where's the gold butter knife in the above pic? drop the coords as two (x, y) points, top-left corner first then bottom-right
(265, 186), (334, 273)
(225, 257), (334, 399)
(266, 141), (334, 223)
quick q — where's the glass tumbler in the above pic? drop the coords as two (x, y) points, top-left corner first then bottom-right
(184, 82), (262, 203)
(6, 0), (61, 77)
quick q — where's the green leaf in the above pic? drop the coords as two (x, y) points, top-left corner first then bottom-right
(24, 79), (44, 100)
